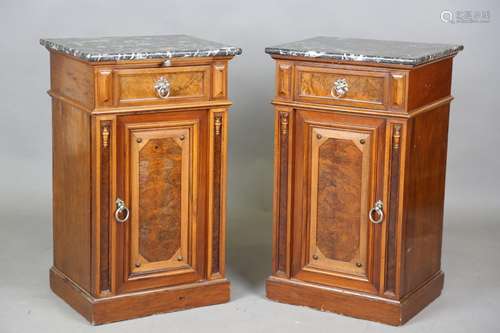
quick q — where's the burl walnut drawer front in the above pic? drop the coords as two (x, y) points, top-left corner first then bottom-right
(294, 65), (405, 110)
(111, 65), (211, 106)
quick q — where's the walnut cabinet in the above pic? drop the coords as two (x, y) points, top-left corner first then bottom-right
(266, 46), (461, 325)
(43, 41), (238, 324)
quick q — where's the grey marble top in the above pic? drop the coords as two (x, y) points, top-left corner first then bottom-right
(265, 37), (463, 66)
(40, 34), (242, 62)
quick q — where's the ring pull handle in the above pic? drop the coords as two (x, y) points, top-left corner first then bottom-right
(331, 78), (349, 98)
(368, 200), (384, 224)
(114, 198), (130, 223)
(154, 76), (171, 99)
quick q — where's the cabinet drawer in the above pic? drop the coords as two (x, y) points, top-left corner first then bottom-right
(295, 65), (394, 110)
(111, 65), (211, 106)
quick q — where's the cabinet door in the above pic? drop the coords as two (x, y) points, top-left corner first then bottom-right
(292, 110), (386, 294)
(115, 110), (207, 292)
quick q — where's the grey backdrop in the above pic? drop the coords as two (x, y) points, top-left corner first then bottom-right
(1, 0), (499, 332)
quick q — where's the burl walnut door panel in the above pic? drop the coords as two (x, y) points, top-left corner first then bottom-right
(116, 110), (208, 292)
(292, 110), (386, 294)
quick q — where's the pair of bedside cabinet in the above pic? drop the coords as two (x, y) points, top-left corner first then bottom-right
(40, 35), (463, 325)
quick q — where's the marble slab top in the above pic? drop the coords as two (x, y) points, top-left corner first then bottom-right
(265, 36), (463, 66)
(40, 34), (242, 62)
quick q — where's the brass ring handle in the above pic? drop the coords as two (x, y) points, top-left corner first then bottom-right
(330, 78), (349, 99)
(154, 76), (171, 99)
(114, 198), (130, 223)
(368, 200), (384, 224)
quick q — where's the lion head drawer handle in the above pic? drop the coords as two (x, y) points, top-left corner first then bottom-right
(114, 198), (130, 223)
(154, 76), (171, 99)
(331, 78), (349, 98)
(368, 200), (384, 224)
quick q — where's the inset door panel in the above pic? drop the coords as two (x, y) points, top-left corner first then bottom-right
(116, 110), (208, 293)
(309, 128), (371, 277)
(130, 128), (190, 275)
(292, 109), (385, 293)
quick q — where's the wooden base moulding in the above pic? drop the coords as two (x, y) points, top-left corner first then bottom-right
(266, 272), (444, 326)
(50, 267), (230, 325)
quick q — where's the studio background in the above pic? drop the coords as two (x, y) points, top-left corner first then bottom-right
(0, 0), (498, 332)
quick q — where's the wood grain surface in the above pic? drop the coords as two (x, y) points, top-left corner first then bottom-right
(138, 137), (182, 262)
(317, 138), (362, 262)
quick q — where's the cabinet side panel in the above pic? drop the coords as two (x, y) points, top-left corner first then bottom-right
(407, 59), (452, 110)
(402, 105), (449, 295)
(52, 100), (92, 291)
(50, 52), (95, 109)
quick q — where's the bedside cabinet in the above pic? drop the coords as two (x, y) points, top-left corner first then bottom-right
(265, 37), (463, 325)
(41, 35), (241, 324)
